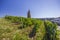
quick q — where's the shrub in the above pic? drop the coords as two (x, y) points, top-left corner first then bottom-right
(29, 20), (45, 40)
(44, 20), (57, 40)
(35, 21), (46, 40)
(5, 16), (21, 24)
(56, 30), (60, 40)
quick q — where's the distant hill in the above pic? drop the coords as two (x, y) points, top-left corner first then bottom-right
(39, 17), (60, 26)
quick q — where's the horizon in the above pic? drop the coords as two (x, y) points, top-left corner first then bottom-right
(0, 0), (60, 18)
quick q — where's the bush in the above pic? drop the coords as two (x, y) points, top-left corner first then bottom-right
(35, 21), (45, 40)
(44, 20), (57, 40)
(5, 16), (22, 24)
(56, 30), (60, 40)
(29, 20), (45, 40)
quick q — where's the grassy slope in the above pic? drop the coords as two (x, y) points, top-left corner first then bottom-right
(0, 18), (34, 40)
(0, 17), (59, 40)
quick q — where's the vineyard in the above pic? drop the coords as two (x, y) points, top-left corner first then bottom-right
(0, 16), (60, 40)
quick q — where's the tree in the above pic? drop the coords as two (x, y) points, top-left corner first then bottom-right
(27, 10), (31, 18)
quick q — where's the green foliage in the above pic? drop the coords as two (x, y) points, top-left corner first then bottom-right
(3, 16), (58, 40)
(5, 16), (33, 28)
(44, 20), (57, 40)
(23, 18), (32, 26)
(29, 20), (46, 40)
(56, 30), (60, 40)
(13, 31), (28, 40)
(5, 28), (12, 33)
(5, 15), (21, 23)
(34, 21), (46, 40)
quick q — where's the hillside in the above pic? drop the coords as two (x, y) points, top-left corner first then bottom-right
(0, 18), (34, 40)
(0, 16), (59, 40)
(40, 17), (60, 26)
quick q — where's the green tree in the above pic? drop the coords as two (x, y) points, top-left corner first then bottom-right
(27, 10), (31, 18)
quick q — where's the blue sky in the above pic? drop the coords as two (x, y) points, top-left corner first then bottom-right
(0, 0), (60, 18)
